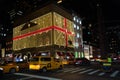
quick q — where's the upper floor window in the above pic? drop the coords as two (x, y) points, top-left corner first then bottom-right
(77, 26), (79, 30)
(74, 24), (76, 28)
(73, 17), (76, 21)
(77, 33), (80, 38)
(80, 20), (82, 24)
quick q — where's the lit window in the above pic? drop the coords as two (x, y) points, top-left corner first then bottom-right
(80, 20), (82, 24)
(75, 42), (79, 48)
(77, 33), (80, 38)
(88, 32), (90, 35)
(110, 47), (113, 49)
(4, 34), (6, 36)
(77, 26), (79, 30)
(77, 19), (79, 23)
(1, 27), (3, 30)
(74, 24), (76, 28)
(73, 17), (76, 21)
(1, 33), (3, 36)
(28, 24), (30, 27)
(34, 21), (37, 24)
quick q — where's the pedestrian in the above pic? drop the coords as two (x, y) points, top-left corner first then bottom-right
(102, 56), (112, 72)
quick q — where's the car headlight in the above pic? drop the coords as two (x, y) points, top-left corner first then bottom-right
(0, 67), (3, 70)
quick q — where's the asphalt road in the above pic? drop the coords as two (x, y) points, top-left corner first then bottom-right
(1, 62), (120, 80)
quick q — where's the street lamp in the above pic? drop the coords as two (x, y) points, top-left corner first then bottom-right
(57, 0), (63, 4)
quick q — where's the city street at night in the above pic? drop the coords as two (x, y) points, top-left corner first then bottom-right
(0, 0), (120, 80)
(1, 63), (120, 80)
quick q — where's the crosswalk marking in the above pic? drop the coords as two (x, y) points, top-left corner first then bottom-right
(110, 71), (119, 77)
(63, 68), (73, 70)
(98, 72), (105, 76)
(14, 67), (120, 79)
(79, 69), (93, 74)
(59, 67), (120, 78)
(14, 73), (62, 80)
(88, 70), (100, 75)
(56, 67), (80, 73)
(62, 67), (120, 78)
(63, 68), (79, 72)
(70, 68), (86, 73)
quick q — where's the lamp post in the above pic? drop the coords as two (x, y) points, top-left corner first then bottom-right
(57, 0), (63, 4)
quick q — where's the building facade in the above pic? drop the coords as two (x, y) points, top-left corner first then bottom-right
(72, 14), (83, 58)
(105, 25), (120, 58)
(13, 3), (83, 61)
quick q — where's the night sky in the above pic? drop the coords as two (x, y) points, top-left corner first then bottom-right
(0, 0), (120, 27)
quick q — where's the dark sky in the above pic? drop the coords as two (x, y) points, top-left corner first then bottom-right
(0, 0), (120, 26)
(62, 0), (120, 23)
(101, 0), (120, 21)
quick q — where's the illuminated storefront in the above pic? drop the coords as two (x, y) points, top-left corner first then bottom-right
(13, 4), (75, 61)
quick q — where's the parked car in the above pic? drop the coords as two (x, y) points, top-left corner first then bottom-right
(74, 58), (90, 66)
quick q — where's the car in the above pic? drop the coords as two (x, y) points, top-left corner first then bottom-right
(0, 68), (3, 77)
(15, 61), (29, 70)
(74, 58), (90, 66)
(62, 59), (69, 65)
(29, 56), (63, 72)
(0, 61), (19, 74)
(68, 58), (75, 65)
(61, 58), (74, 65)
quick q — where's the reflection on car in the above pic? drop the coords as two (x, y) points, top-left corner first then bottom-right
(74, 58), (90, 66)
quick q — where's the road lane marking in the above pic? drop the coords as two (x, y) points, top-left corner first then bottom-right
(16, 77), (32, 80)
(98, 72), (105, 76)
(70, 68), (86, 73)
(63, 68), (73, 71)
(56, 69), (63, 72)
(88, 70), (100, 75)
(79, 69), (93, 74)
(110, 70), (119, 77)
(14, 73), (62, 80)
(63, 68), (79, 72)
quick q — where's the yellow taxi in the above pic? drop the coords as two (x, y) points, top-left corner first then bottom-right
(62, 59), (69, 65)
(15, 61), (29, 70)
(29, 56), (63, 72)
(0, 61), (19, 73)
(62, 58), (74, 65)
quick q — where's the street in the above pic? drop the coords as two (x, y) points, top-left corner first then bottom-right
(1, 63), (120, 80)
